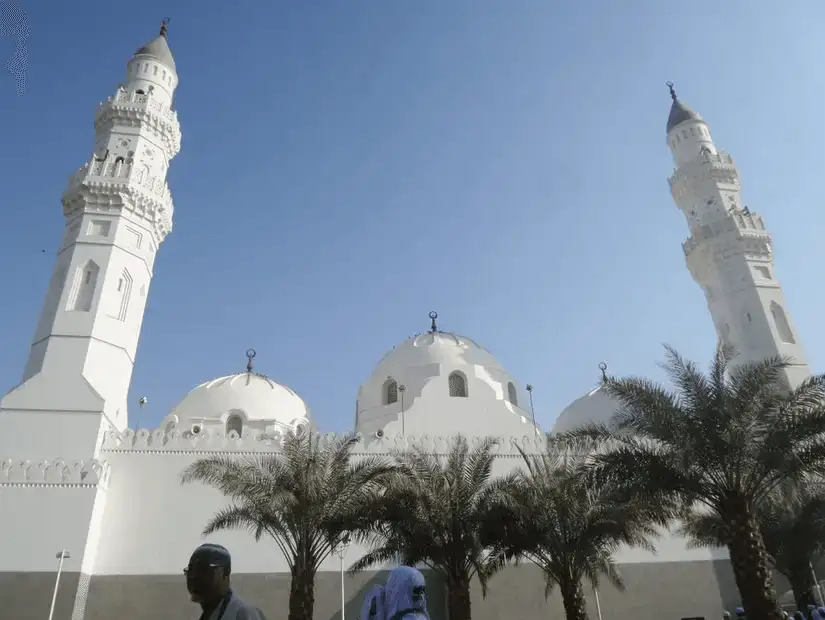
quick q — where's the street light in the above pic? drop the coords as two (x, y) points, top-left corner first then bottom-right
(334, 535), (351, 620)
(48, 549), (70, 620)
(593, 585), (604, 620)
(399, 385), (407, 435)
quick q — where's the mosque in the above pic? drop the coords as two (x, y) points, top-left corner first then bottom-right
(0, 22), (813, 620)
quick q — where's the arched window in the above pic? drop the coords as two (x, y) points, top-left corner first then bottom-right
(135, 89), (145, 95)
(384, 378), (398, 405)
(507, 382), (518, 406)
(226, 415), (243, 437)
(448, 372), (468, 398)
(109, 268), (132, 322)
(770, 301), (796, 344)
(66, 259), (99, 312)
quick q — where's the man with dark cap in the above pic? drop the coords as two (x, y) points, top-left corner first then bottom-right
(185, 543), (267, 620)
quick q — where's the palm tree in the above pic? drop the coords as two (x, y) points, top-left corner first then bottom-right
(482, 440), (675, 620)
(351, 435), (508, 620)
(681, 482), (825, 611)
(562, 344), (825, 620)
(181, 429), (396, 620)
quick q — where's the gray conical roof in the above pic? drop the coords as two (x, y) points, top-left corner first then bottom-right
(134, 22), (176, 72)
(667, 98), (702, 133)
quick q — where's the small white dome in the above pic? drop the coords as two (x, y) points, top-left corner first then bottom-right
(167, 363), (311, 433)
(552, 385), (619, 434)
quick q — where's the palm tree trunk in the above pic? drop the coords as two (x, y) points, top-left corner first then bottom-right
(726, 505), (782, 620)
(288, 566), (316, 620)
(787, 561), (818, 611)
(446, 576), (472, 620)
(559, 579), (589, 620)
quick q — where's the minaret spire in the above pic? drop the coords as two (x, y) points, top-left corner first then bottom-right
(160, 18), (169, 38)
(666, 81), (677, 101)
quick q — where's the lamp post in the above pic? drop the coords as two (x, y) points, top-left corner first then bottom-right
(811, 561), (824, 607)
(48, 549), (70, 620)
(593, 586), (604, 620)
(399, 385), (407, 435)
(526, 384), (536, 428)
(335, 535), (351, 620)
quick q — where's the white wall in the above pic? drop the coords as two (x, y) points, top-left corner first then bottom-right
(70, 429), (719, 577)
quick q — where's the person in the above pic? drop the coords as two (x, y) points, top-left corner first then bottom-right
(361, 566), (429, 620)
(184, 543), (267, 620)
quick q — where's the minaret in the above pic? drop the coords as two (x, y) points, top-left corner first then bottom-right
(0, 21), (181, 461)
(666, 83), (809, 388)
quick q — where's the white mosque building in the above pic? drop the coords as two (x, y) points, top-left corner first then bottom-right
(0, 23), (812, 620)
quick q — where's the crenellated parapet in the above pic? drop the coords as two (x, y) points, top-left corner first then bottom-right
(668, 151), (739, 200)
(0, 458), (111, 488)
(101, 427), (550, 457)
(683, 210), (772, 261)
(95, 89), (181, 158)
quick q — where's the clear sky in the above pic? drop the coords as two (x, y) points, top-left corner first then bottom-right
(1, 1), (824, 433)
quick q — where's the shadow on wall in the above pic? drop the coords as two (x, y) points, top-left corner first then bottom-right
(324, 569), (447, 620)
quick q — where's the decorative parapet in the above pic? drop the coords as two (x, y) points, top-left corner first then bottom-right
(62, 159), (174, 241)
(102, 427), (551, 457)
(668, 151), (739, 200)
(95, 90), (181, 157)
(682, 210), (772, 260)
(0, 459), (111, 488)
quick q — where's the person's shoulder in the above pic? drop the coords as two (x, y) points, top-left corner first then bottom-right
(235, 602), (268, 620)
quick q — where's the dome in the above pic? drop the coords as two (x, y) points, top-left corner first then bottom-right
(355, 313), (533, 437)
(666, 83), (703, 133)
(552, 384), (620, 434)
(166, 352), (311, 433)
(133, 22), (176, 72)
(372, 329), (506, 378)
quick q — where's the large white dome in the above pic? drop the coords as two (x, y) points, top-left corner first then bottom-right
(164, 352), (311, 435)
(355, 313), (535, 437)
(371, 329), (507, 379)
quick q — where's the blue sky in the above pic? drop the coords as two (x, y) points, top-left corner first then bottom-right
(1, 1), (824, 433)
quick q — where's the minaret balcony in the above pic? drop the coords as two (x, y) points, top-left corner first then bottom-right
(682, 210), (772, 259)
(668, 151), (738, 194)
(95, 90), (181, 157)
(62, 159), (173, 234)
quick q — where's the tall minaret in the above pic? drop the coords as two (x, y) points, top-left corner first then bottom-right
(666, 83), (809, 388)
(0, 21), (181, 461)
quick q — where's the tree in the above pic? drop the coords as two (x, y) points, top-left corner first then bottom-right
(681, 482), (825, 611)
(482, 440), (675, 620)
(351, 435), (508, 620)
(181, 429), (396, 620)
(562, 344), (825, 620)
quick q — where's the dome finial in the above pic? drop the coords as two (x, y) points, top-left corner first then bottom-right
(160, 17), (170, 38)
(666, 81), (677, 102)
(599, 362), (608, 382)
(246, 348), (257, 373)
(428, 311), (438, 333)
